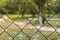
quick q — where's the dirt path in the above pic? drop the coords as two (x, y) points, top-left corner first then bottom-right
(14, 22), (60, 33)
(0, 18), (60, 33)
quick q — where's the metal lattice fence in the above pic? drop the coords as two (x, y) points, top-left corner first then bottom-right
(0, 0), (60, 40)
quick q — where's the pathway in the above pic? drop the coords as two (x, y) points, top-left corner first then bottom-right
(14, 22), (60, 33)
(0, 18), (60, 33)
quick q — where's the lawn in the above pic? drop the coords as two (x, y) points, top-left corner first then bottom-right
(0, 14), (60, 27)
(0, 26), (60, 40)
(0, 20), (60, 40)
(0, 14), (60, 40)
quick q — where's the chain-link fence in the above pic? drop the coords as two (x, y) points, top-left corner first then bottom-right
(0, 0), (60, 40)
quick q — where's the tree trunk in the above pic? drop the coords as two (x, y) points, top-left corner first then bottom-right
(38, 0), (45, 25)
(22, 13), (24, 18)
(38, 12), (43, 25)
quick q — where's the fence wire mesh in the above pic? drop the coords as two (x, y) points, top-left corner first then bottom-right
(0, 0), (60, 40)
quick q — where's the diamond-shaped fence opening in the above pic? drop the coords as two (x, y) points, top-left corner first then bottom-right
(0, 32), (12, 40)
(0, 15), (12, 29)
(31, 32), (47, 40)
(6, 24), (20, 37)
(14, 32), (28, 40)
(48, 32), (60, 40)
(39, 30), (54, 38)
(22, 28), (37, 37)
(0, 0), (60, 40)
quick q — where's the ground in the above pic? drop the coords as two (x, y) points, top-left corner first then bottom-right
(0, 14), (60, 40)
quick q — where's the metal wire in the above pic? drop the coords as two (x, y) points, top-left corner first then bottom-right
(0, 0), (60, 40)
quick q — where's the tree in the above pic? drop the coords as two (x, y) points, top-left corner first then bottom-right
(0, 0), (49, 25)
(52, 0), (60, 14)
(34, 0), (48, 25)
(0, 0), (9, 14)
(3, 0), (38, 18)
(47, 0), (60, 14)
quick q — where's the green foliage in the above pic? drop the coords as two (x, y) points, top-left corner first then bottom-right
(47, 0), (60, 14)
(0, 0), (48, 15)
(0, 0), (9, 7)
(1, 0), (38, 15)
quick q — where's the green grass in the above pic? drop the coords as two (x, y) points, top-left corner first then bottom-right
(42, 20), (60, 28)
(0, 19), (60, 40)
(47, 14), (60, 18)
(6, 14), (33, 22)
(0, 14), (60, 40)
(0, 14), (60, 27)
(0, 26), (60, 40)
(48, 20), (60, 27)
